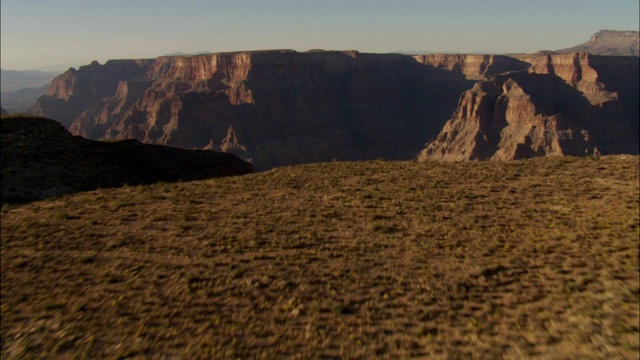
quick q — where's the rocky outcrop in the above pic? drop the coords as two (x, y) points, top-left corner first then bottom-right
(557, 30), (639, 56)
(1, 115), (253, 203)
(412, 54), (530, 80)
(32, 60), (154, 129)
(214, 125), (251, 162)
(33, 50), (475, 170)
(418, 53), (639, 161)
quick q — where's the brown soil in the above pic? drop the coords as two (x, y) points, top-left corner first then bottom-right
(2, 156), (638, 359)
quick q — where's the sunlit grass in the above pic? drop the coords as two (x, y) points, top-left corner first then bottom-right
(2, 156), (638, 359)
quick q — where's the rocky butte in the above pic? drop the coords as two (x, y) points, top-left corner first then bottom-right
(32, 47), (639, 169)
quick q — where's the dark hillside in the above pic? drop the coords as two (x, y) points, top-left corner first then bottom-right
(1, 115), (252, 203)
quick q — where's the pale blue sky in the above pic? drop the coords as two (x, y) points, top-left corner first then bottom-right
(1, 0), (638, 70)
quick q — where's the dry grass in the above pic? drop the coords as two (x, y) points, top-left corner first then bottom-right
(2, 156), (639, 359)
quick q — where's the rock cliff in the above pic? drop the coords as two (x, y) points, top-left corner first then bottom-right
(32, 50), (638, 168)
(412, 54), (530, 80)
(418, 53), (639, 161)
(33, 50), (476, 170)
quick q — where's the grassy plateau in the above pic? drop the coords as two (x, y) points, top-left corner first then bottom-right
(1, 156), (639, 359)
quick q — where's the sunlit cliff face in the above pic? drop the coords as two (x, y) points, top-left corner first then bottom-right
(33, 51), (638, 169)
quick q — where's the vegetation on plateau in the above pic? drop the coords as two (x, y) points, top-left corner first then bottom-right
(2, 156), (639, 359)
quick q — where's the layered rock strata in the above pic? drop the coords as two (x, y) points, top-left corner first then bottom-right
(32, 50), (638, 168)
(32, 50), (476, 170)
(412, 54), (529, 80)
(418, 53), (639, 161)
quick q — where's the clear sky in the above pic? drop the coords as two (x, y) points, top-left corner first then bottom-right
(1, 0), (638, 70)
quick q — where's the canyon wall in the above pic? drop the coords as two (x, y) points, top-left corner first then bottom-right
(33, 50), (475, 169)
(32, 51), (638, 168)
(418, 53), (639, 161)
(412, 54), (530, 80)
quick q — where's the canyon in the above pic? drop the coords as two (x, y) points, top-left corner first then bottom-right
(419, 53), (639, 161)
(32, 48), (638, 169)
(3, 29), (639, 359)
(32, 51), (475, 169)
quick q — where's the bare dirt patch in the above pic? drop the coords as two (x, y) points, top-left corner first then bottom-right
(2, 156), (638, 359)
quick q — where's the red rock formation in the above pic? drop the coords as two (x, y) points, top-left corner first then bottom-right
(33, 50), (474, 169)
(213, 125), (251, 162)
(32, 60), (154, 129)
(412, 54), (529, 79)
(32, 50), (638, 168)
(418, 54), (639, 161)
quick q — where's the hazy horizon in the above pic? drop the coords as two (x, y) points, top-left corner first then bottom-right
(1, 0), (638, 71)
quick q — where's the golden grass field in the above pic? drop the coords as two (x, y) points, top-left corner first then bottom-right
(1, 156), (639, 359)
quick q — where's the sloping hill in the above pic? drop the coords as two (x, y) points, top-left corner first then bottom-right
(1, 115), (253, 203)
(2, 156), (638, 359)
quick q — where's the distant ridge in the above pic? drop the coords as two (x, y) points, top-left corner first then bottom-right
(0, 69), (60, 92)
(556, 30), (639, 56)
(164, 50), (212, 56)
(1, 84), (49, 113)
